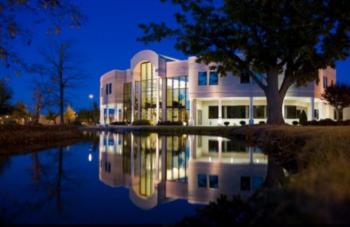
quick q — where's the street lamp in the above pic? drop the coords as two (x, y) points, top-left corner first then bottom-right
(88, 94), (95, 125)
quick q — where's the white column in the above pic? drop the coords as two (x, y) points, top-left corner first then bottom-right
(218, 137), (222, 161)
(249, 147), (254, 164)
(155, 134), (159, 182)
(189, 99), (197, 126)
(131, 134), (135, 179)
(319, 101), (324, 120)
(156, 78), (160, 124)
(310, 97), (315, 121)
(162, 78), (167, 122)
(218, 99), (223, 125)
(282, 99), (286, 120)
(249, 96), (254, 125)
(189, 135), (196, 160)
(131, 79), (135, 123)
(106, 103), (110, 125)
(161, 136), (167, 182)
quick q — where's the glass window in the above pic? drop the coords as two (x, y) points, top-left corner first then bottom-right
(223, 141), (246, 152)
(209, 71), (218, 85)
(285, 106), (297, 119)
(252, 176), (264, 190)
(241, 176), (251, 191)
(209, 106), (219, 119)
(209, 140), (219, 153)
(224, 106), (248, 119)
(314, 109), (319, 120)
(209, 175), (219, 189)
(323, 76), (328, 89)
(198, 72), (207, 86)
(197, 174), (207, 188)
(254, 106), (266, 118)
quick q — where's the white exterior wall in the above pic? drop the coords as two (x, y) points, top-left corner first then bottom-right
(343, 107), (350, 120)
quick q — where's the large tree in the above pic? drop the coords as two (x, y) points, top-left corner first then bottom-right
(0, 0), (83, 69)
(139, 0), (350, 124)
(322, 84), (350, 121)
(0, 79), (12, 115)
(33, 40), (86, 125)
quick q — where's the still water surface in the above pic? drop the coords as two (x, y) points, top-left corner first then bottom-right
(0, 133), (268, 224)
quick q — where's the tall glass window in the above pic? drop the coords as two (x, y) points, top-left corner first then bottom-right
(209, 71), (218, 85)
(198, 72), (207, 86)
(140, 62), (159, 124)
(123, 82), (132, 122)
(166, 76), (189, 123)
(166, 135), (189, 183)
(284, 105), (307, 119)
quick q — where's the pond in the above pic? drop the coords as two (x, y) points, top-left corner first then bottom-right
(0, 132), (269, 224)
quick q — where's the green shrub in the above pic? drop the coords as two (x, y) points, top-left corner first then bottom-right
(111, 121), (128, 126)
(71, 120), (82, 126)
(157, 121), (183, 126)
(292, 121), (299, 126)
(299, 111), (308, 125)
(132, 120), (151, 126)
(224, 121), (230, 127)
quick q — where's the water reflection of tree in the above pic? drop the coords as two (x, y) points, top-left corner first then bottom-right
(0, 155), (11, 176)
(28, 146), (82, 214)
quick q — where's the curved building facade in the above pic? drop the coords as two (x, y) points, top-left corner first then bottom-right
(100, 50), (341, 126)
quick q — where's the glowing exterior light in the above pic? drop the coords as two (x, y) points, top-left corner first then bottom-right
(88, 153), (93, 162)
(88, 94), (94, 99)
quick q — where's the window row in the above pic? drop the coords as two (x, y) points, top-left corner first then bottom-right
(105, 83), (112, 95)
(198, 71), (252, 86)
(208, 106), (267, 119)
(198, 71), (219, 86)
(198, 174), (219, 189)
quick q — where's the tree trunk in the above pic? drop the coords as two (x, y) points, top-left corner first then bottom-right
(59, 83), (64, 125)
(265, 71), (286, 125)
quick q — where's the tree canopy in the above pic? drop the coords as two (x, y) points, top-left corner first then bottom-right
(139, 0), (350, 124)
(0, 79), (12, 115)
(322, 84), (350, 121)
(0, 0), (84, 68)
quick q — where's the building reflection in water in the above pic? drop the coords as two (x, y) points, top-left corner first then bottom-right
(99, 132), (268, 210)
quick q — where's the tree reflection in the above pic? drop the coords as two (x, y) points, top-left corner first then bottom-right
(0, 155), (11, 176)
(26, 146), (81, 215)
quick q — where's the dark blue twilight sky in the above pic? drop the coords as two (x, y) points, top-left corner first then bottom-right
(4, 0), (350, 111)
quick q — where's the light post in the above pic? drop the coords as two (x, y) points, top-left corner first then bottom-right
(88, 94), (94, 124)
